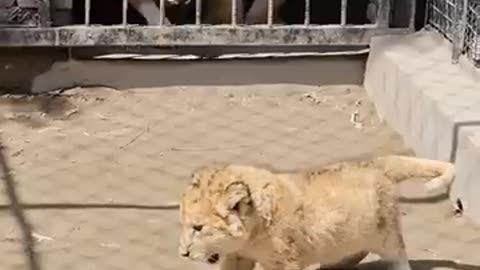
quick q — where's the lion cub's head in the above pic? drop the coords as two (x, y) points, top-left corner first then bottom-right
(178, 163), (274, 264)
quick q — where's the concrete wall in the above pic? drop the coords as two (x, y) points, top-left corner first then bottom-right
(0, 48), (367, 94)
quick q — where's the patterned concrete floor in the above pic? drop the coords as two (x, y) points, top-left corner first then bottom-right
(0, 84), (478, 270)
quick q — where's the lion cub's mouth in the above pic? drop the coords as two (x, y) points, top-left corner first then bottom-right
(207, 254), (219, 264)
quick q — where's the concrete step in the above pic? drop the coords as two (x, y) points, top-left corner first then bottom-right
(364, 30), (480, 224)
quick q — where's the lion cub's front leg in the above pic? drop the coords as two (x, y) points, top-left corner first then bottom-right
(375, 221), (412, 270)
(220, 255), (256, 270)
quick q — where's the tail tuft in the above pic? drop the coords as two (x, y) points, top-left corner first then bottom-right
(424, 163), (456, 192)
(371, 155), (456, 191)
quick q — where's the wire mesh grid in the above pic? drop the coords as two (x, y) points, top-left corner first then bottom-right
(427, 0), (457, 41)
(464, 0), (480, 63)
(427, 0), (480, 66)
(2, 84), (480, 269)
(0, 84), (414, 270)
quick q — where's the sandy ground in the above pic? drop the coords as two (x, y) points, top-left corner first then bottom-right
(0, 84), (478, 270)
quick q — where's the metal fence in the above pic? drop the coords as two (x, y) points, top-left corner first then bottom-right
(0, 0), (415, 47)
(427, 0), (480, 66)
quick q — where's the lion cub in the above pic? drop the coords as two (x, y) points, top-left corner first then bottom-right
(178, 155), (455, 270)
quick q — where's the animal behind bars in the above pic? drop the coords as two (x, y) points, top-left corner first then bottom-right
(127, 0), (284, 24)
(73, 0), (377, 26)
(129, 0), (377, 25)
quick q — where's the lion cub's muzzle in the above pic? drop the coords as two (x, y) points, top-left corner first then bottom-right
(179, 246), (220, 264)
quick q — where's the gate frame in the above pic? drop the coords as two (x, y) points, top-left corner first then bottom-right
(0, 0), (417, 47)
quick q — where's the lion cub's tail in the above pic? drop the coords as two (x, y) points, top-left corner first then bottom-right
(371, 155), (455, 192)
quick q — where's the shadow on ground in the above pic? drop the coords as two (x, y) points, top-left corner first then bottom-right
(356, 260), (480, 270)
(0, 47), (367, 94)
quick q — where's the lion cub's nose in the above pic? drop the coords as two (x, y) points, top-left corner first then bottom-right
(181, 251), (190, 257)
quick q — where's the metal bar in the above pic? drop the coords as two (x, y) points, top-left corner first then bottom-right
(423, 0), (430, 28)
(37, 0), (52, 27)
(408, 0), (416, 30)
(341, 0), (348, 26)
(196, 0), (202, 25)
(0, 142), (42, 270)
(85, 0), (91, 25)
(377, 0), (391, 28)
(268, 0), (273, 26)
(160, 0), (166, 25)
(49, 0), (57, 26)
(304, 0), (310, 25)
(231, 0), (237, 26)
(0, 26), (412, 47)
(451, 0), (468, 64)
(122, 0), (128, 26)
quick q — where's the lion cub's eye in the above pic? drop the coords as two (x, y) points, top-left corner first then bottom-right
(192, 224), (204, 232)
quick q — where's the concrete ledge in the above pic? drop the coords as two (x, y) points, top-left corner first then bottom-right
(364, 30), (480, 224)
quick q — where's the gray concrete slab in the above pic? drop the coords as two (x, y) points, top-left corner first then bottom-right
(364, 30), (480, 224)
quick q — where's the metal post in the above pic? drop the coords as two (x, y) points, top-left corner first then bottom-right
(160, 0), (166, 25)
(451, 0), (468, 64)
(85, 0), (91, 25)
(122, 0), (128, 25)
(341, 0), (348, 26)
(232, 0), (237, 26)
(304, 0), (310, 25)
(268, 0), (273, 26)
(37, 0), (51, 27)
(377, 0), (391, 28)
(408, 0), (416, 30)
(196, 0), (202, 25)
(423, 0), (430, 29)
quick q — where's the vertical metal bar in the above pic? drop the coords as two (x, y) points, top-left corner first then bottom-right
(377, 0), (391, 28)
(341, 0), (348, 26)
(196, 0), (202, 25)
(0, 141), (42, 270)
(423, 0), (430, 28)
(85, 0), (91, 25)
(231, 0), (237, 26)
(408, 0), (416, 30)
(452, 0), (468, 64)
(268, 0), (273, 26)
(122, 0), (128, 26)
(304, 0), (310, 25)
(49, 0), (56, 26)
(38, 0), (52, 27)
(160, 0), (166, 25)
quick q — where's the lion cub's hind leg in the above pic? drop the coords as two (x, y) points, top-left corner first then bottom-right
(374, 223), (412, 270)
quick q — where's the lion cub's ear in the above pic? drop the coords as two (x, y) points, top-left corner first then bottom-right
(220, 181), (252, 237)
(215, 181), (251, 218)
(225, 181), (251, 212)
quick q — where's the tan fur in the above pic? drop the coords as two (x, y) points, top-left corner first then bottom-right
(129, 0), (286, 25)
(197, 0), (283, 25)
(178, 155), (455, 270)
(244, 0), (285, 24)
(128, 0), (185, 25)
(202, 0), (244, 24)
